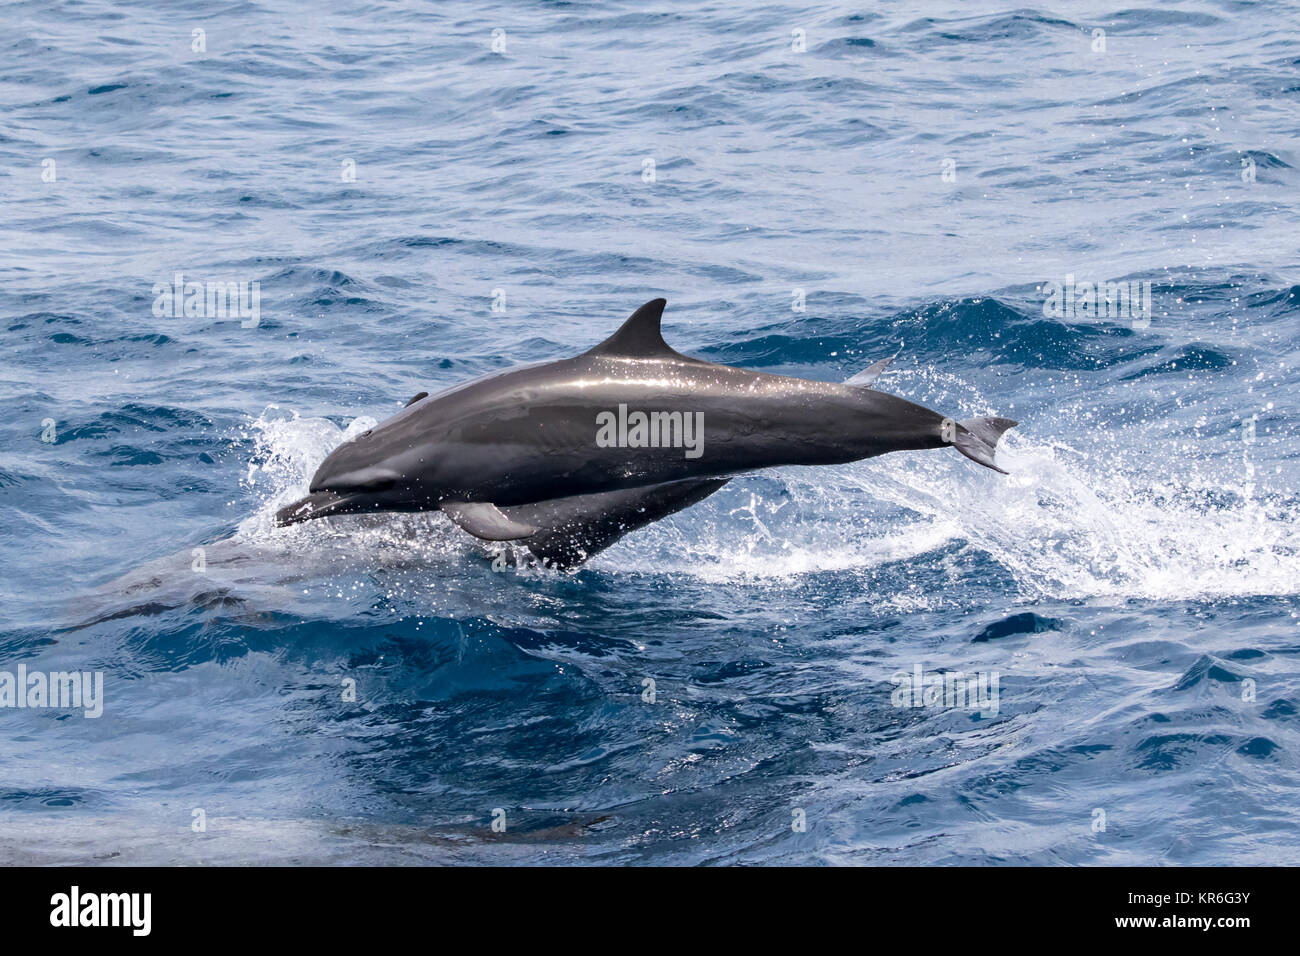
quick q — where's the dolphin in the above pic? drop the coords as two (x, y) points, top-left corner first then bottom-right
(275, 299), (1016, 566)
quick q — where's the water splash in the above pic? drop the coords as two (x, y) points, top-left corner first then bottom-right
(237, 406), (377, 537)
(231, 395), (1299, 605)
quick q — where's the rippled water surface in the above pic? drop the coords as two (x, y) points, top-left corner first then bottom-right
(2, 0), (1298, 864)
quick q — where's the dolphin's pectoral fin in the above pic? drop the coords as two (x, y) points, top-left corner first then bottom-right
(845, 350), (900, 388)
(951, 417), (1018, 474)
(584, 298), (698, 363)
(441, 501), (538, 541)
(498, 478), (729, 569)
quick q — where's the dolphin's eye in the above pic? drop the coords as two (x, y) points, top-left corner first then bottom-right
(361, 430), (373, 438)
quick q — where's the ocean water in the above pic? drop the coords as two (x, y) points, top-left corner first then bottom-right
(2, 0), (1298, 865)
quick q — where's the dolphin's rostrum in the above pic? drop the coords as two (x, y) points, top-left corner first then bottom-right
(276, 299), (1017, 566)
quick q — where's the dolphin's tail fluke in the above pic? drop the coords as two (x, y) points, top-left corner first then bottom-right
(952, 416), (1017, 474)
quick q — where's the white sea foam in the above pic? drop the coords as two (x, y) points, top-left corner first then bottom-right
(236, 404), (1300, 604)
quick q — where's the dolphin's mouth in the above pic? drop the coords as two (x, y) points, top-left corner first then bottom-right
(275, 490), (365, 527)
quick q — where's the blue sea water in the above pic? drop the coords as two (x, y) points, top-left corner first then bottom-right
(1, 0), (1298, 864)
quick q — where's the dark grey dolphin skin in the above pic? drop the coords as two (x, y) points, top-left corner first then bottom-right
(275, 299), (1016, 566)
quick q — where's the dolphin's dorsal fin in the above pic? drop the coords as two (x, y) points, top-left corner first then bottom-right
(845, 346), (902, 388)
(585, 298), (690, 360)
(845, 355), (894, 388)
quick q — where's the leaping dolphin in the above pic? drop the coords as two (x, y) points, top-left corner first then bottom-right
(275, 299), (1016, 567)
